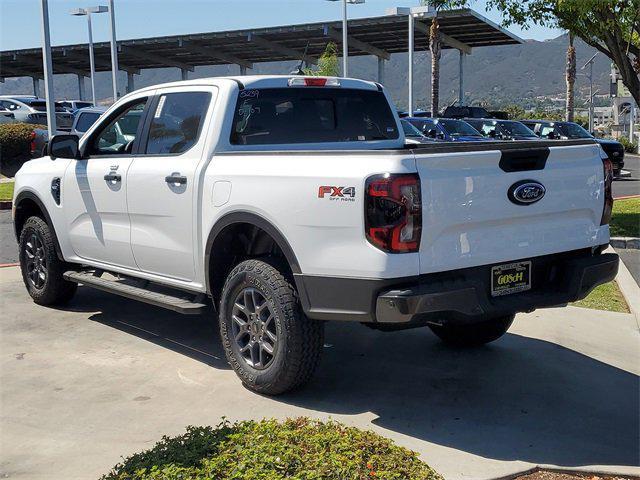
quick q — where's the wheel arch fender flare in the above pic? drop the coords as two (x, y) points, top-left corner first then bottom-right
(204, 210), (302, 296)
(14, 190), (64, 261)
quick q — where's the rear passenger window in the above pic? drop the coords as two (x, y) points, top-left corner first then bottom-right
(145, 92), (210, 155)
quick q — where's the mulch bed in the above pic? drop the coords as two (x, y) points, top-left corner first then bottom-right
(515, 471), (638, 480)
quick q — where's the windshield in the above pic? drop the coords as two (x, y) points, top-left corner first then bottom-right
(556, 122), (592, 139)
(401, 120), (424, 138)
(438, 119), (482, 136)
(230, 87), (399, 145)
(498, 121), (537, 137)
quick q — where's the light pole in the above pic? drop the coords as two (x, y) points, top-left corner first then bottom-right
(326, 0), (365, 77)
(39, 0), (56, 136)
(71, 6), (108, 106)
(580, 53), (597, 132)
(108, 0), (119, 101)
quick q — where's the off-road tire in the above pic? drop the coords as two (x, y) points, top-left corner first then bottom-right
(219, 259), (324, 395)
(429, 314), (515, 347)
(19, 216), (77, 306)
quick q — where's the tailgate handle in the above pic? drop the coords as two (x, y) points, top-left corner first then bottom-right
(499, 147), (550, 172)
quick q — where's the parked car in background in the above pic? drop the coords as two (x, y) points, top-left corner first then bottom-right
(407, 117), (488, 142)
(466, 118), (539, 141)
(442, 105), (491, 119)
(521, 119), (625, 175)
(70, 106), (107, 137)
(397, 110), (431, 118)
(0, 97), (73, 130)
(401, 119), (434, 144)
(58, 100), (94, 113)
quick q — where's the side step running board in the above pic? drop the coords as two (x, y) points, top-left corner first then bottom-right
(63, 271), (208, 315)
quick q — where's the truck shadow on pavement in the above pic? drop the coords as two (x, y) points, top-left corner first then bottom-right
(284, 321), (640, 469)
(64, 287), (230, 370)
(62, 289), (639, 469)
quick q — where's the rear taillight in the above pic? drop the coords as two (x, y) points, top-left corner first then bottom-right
(29, 131), (37, 155)
(601, 157), (614, 225)
(365, 173), (422, 253)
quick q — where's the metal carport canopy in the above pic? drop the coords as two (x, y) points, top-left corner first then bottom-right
(0, 8), (521, 81)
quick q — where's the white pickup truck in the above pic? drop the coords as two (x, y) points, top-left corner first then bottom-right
(13, 76), (618, 394)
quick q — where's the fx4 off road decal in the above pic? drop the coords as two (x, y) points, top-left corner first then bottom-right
(318, 186), (356, 202)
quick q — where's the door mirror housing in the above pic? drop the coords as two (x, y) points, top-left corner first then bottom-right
(49, 134), (80, 160)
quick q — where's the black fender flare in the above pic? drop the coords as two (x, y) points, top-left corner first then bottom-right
(14, 190), (64, 261)
(204, 211), (302, 296)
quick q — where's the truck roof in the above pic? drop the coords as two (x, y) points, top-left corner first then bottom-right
(132, 75), (381, 94)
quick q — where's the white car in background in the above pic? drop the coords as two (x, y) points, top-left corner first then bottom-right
(0, 96), (73, 130)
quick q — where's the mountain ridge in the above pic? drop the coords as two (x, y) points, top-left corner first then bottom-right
(0, 34), (611, 111)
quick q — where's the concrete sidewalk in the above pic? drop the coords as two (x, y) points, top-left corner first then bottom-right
(1, 266), (638, 480)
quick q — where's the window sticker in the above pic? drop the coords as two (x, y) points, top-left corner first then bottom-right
(154, 95), (167, 118)
(239, 89), (260, 99)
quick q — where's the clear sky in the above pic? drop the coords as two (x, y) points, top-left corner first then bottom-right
(0, 0), (563, 52)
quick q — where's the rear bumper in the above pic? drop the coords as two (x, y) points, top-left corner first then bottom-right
(297, 248), (619, 324)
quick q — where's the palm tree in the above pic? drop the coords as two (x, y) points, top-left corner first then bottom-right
(421, 0), (468, 117)
(565, 33), (576, 122)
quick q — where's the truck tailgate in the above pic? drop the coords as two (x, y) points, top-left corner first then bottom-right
(414, 141), (608, 274)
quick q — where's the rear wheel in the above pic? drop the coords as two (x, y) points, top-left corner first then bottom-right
(19, 216), (77, 306)
(219, 259), (324, 395)
(429, 314), (515, 347)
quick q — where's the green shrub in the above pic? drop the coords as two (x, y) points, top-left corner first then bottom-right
(619, 136), (638, 153)
(101, 418), (443, 480)
(0, 123), (46, 163)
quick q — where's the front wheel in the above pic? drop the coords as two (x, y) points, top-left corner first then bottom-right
(19, 216), (77, 306)
(429, 314), (515, 347)
(219, 259), (324, 395)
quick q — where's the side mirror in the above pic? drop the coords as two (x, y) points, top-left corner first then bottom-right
(436, 132), (445, 140)
(427, 129), (437, 138)
(488, 130), (497, 138)
(49, 134), (80, 160)
(547, 131), (556, 139)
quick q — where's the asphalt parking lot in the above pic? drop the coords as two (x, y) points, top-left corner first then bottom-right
(1, 265), (638, 480)
(615, 154), (640, 199)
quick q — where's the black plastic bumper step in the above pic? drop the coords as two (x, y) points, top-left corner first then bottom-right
(63, 271), (208, 315)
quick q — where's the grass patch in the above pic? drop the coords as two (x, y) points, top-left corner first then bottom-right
(610, 198), (639, 237)
(0, 181), (14, 202)
(101, 418), (443, 480)
(572, 281), (629, 313)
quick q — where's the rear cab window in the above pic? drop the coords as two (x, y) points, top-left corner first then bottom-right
(230, 87), (399, 145)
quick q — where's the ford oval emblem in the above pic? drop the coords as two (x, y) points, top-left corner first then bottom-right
(508, 180), (546, 205)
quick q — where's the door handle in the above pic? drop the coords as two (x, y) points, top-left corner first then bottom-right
(104, 173), (121, 183)
(165, 175), (187, 185)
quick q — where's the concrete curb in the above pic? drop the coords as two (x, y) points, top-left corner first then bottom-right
(611, 237), (640, 249)
(608, 246), (640, 326)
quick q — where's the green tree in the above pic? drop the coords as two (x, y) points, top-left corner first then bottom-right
(486, 0), (640, 107)
(304, 42), (339, 77)
(421, 0), (469, 116)
(503, 104), (526, 119)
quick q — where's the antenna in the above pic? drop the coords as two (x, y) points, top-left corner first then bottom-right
(290, 41), (311, 75)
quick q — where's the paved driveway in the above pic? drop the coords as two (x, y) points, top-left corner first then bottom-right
(1, 266), (638, 480)
(614, 153), (640, 199)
